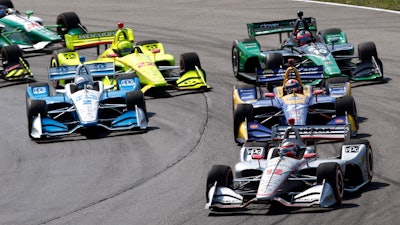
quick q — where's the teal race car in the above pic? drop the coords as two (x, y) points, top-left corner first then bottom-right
(50, 22), (210, 93)
(0, 0), (87, 54)
(232, 11), (383, 86)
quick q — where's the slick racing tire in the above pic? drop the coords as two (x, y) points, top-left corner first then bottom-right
(206, 165), (233, 202)
(233, 103), (253, 143)
(56, 12), (83, 39)
(231, 43), (240, 79)
(180, 52), (202, 74)
(27, 99), (47, 139)
(358, 42), (384, 77)
(343, 139), (374, 183)
(0, 0), (13, 8)
(335, 96), (358, 135)
(317, 162), (344, 206)
(1, 44), (22, 68)
(358, 42), (378, 61)
(265, 53), (284, 69)
(126, 90), (146, 115)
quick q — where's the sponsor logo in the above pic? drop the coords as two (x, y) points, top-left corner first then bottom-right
(249, 124), (259, 129)
(32, 87), (47, 95)
(78, 32), (115, 40)
(120, 79), (135, 86)
(24, 22), (40, 32)
(345, 145), (359, 153)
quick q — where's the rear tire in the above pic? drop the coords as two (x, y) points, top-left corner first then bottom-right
(56, 12), (82, 38)
(206, 165), (233, 201)
(344, 139), (373, 182)
(317, 162), (344, 205)
(1, 44), (22, 67)
(265, 53), (283, 69)
(233, 104), (253, 143)
(336, 96), (358, 134)
(232, 44), (240, 78)
(0, 0), (14, 8)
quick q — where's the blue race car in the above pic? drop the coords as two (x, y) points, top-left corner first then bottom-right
(26, 60), (147, 140)
(232, 63), (358, 144)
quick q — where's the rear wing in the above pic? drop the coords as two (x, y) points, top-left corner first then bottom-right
(64, 28), (134, 50)
(256, 66), (324, 83)
(247, 17), (317, 39)
(48, 62), (115, 81)
(271, 124), (350, 141)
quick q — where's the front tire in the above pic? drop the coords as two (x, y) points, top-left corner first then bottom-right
(206, 165), (233, 202)
(317, 162), (344, 206)
(126, 90), (146, 116)
(27, 99), (47, 139)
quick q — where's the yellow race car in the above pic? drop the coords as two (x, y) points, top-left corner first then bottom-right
(50, 22), (210, 93)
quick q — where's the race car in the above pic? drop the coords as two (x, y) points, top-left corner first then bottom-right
(1, 44), (32, 81)
(26, 60), (147, 140)
(50, 23), (211, 93)
(0, 0), (87, 54)
(232, 62), (358, 144)
(205, 123), (373, 211)
(232, 11), (383, 85)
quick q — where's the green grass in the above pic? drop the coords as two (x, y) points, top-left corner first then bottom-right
(318, 0), (400, 11)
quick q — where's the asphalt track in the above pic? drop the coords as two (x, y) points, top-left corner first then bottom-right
(0, 1), (399, 224)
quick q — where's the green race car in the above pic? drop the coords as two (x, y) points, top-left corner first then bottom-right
(0, 0), (87, 54)
(50, 22), (210, 93)
(232, 11), (383, 86)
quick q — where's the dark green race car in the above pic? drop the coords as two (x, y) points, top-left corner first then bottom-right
(232, 11), (383, 86)
(0, 0), (87, 55)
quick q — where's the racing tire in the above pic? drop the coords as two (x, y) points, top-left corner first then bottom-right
(317, 28), (343, 43)
(180, 52), (201, 73)
(335, 96), (358, 134)
(317, 162), (344, 206)
(358, 42), (378, 61)
(136, 40), (159, 45)
(233, 103), (253, 143)
(0, 0), (13, 8)
(343, 139), (373, 182)
(206, 165), (233, 202)
(50, 51), (62, 88)
(126, 90), (147, 116)
(56, 12), (82, 38)
(27, 99), (47, 139)
(1, 44), (22, 68)
(232, 43), (240, 79)
(265, 53), (284, 69)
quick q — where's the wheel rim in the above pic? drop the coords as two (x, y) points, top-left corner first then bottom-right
(232, 48), (239, 77)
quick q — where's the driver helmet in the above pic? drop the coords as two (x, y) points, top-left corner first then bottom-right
(296, 30), (312, 46)
(280, 141), (299, 158)
(0, 6), (6, 18)
(285, 79), (300, 94)
(75, 76), (93, 90)
(117, 40), (133, 57)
